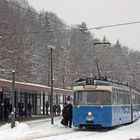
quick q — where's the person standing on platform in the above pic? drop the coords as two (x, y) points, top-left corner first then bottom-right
(57, 104), (61, 116)
(66, 100), (73, 128)
(53, 104), (57, 116)
(61, 102), (68, 127)
(18, 100), (24, 117)
(27, 101), (32, 116)
(61, 100), (73, 128)
(4, 98), (10, 121)
(46, 101), (49, 115)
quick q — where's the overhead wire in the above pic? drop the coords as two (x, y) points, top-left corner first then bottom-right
(88, 21), (140, 30)
(1, 0), (140, 36)
(1, 20), (140, 36)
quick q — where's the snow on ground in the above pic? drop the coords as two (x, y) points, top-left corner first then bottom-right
(0, 117), (140, 140)
(0, 117), (73, 140)
(0, 121), (30, 140)
(33, 118), (140, 140)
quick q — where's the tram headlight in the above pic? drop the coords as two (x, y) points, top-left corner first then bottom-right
(76, 105), (80, 108)
(88, 112), (92, 117)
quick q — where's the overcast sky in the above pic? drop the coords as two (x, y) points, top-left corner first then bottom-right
(28, 0), (140, 51)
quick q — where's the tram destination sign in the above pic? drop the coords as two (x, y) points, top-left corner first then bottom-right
(84, 85), (96, 89)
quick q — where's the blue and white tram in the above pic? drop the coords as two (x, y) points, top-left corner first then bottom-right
(72, 78), (140, 128)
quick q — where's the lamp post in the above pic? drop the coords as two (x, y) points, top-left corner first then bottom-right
(48, 45), (55, 124)
(11, 70), (15, 128)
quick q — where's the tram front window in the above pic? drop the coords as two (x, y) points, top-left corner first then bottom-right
(74, 91), (111, 105)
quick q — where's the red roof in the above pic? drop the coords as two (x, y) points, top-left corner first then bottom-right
(0, 79), (73, 95)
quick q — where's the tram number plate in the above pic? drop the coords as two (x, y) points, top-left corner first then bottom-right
(86, 78), (94, 85)
(86, 116), (94, 121)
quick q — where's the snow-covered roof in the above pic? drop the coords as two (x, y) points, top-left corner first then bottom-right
(0, 79), (73, 95)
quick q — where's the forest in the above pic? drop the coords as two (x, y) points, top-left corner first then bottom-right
(0, 0), (140, 89)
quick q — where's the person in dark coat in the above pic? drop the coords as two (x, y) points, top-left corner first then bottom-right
(62, 101), (73, 128)
(4, 98), (10, 121)
(46, 101), (49, 115)
(18, 100), (24, 117)
(66, 102), (73, 128)
(27, 101), (32, 116)
(61, 103), (68, 127)
(53, 104), (57, 116)
(57, 104), (61, 116)
(0, 101), (4, 119)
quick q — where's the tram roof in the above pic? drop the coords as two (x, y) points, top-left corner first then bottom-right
(74, 78), (140, 94)
(75, 78), (111, 86)
(0, 79), (72, 95)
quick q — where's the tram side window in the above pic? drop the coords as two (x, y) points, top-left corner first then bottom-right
(132, 93), (136, 104)
(118, 93), (123, 105)
(112, 88), (118, 105)
(133, 94), (139, 105)
(112, 88), (130, 105)
(112, 93), (118, 105)
(102, 92), (111, 105)
(136, 94), (138, 104)
(137, 95), (140, 104)
(124, 94), (130, 104)
(118, 93), (130, 105)
(136, 94), (140, 104)
(138, 95), (140, 104)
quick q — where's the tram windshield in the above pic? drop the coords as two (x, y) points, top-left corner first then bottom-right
(74, 90), (111, 105)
